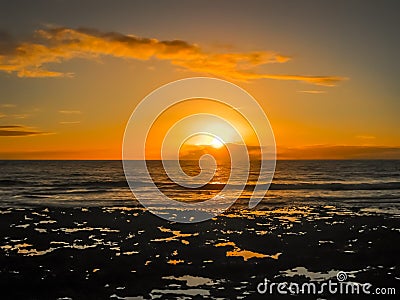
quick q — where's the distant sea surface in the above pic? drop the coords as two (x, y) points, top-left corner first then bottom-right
(1, 160), (399, 212)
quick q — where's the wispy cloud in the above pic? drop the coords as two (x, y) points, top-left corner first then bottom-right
(58, 110), (81, 125)
(0, 112), (30, 119)
(298, 90), (327, 94)
(59, 110), (81, 114)
(1, 104), (16, 108)
(59, 121), (80, 124)
(0, 125), (50, 137)
(355, 135), (376, 140)
(0, 27), (347, 86)
(278, 144), (400, 159)
(10, 114), (29, 119)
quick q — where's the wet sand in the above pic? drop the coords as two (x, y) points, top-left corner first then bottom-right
(0, 205), (399, 299)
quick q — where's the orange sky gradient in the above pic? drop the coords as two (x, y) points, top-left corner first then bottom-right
(0, 2), (399, 160)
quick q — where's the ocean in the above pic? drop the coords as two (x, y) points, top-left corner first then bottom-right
(1, 160), (399, 211)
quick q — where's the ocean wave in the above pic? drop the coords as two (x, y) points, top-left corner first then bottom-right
(160, 181), (400, 191)
(2, 179), (400, 191)
(0, 179), (29, 186)
(269, 182), (400, 191)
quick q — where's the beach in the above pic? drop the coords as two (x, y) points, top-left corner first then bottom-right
(0, 205), (399, 299)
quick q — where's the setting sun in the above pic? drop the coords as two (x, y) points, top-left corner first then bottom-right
(188, 134), (225, 148)
(210, 137), (224, 148)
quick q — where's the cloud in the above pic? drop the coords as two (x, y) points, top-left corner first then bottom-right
(355, 135), (376, 140)
(59, 110), (81, 125)
(59, 110), (81, 114)
(298, 90), (326, 94)
(0, 112), (30, 119)
(177, 143), (263, 161)
(0, 125), (49, 137)
(0, 148), (116, 160)
(278, 144), (400, 160)
(1, 104), (16, 108)
(258, 75), (346, 87)
(10, 114), (29, 119)
(59, 121), (80, 124)
(0, 27), (347, 86)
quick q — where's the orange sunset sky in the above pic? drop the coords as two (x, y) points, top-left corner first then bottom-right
(0, 0), (399, 160)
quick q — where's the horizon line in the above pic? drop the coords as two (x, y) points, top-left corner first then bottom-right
(1, 159), (400, 161)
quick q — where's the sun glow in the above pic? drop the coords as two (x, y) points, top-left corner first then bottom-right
(210, 137), (224, 148)
(188, 135), (225, 148)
